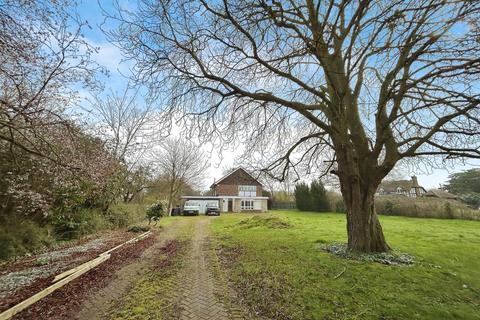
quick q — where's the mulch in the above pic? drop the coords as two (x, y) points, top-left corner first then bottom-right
(152, 240), (182, 271)
(3, 234), (155, 320)
(0, 230), (137, 313)
(0, 230), (133, 276)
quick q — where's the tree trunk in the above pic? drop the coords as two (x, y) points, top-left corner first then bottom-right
(343, 187), (389, 252)
(167, 194), (173, 217)
(336, 148), (390, 253)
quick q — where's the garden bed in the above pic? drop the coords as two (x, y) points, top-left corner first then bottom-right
(0, 229), (154, 317)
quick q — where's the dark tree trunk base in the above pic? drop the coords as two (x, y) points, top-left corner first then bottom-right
(346, 197), (390, 253)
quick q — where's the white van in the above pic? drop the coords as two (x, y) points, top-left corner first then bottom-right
(183, 200), (200, 216)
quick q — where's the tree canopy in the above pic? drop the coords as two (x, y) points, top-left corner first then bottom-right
(295, 179), (330, 212)
(446, 169), (480, 208)
(447, 169), (480, 194)
(107, 0), (480, 252)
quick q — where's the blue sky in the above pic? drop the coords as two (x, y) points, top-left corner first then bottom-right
(77, 1), (130, 91)
(72, 1), (479, 189)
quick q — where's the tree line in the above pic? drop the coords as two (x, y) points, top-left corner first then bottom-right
(294, 180), (331, 212)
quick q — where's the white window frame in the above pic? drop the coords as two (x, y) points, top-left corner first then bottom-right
(238, 185), (257, 197)
(241, 200), (254, 210)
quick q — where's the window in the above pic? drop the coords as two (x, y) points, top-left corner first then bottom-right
(239, 185), (256, 197)
(396, 187), (403, 194)
(241, 200), (254, 210)
(410, 188), (417, 198)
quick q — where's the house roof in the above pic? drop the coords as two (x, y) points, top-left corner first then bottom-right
(379, 180), (414, 192)
(425, 189), (458, 199)
(378, 176), (425, 193)
(210, 167), (263, 188)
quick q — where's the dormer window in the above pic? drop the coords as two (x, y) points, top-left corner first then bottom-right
(396, 187), (403, 194)
(239, 185), (256, 197)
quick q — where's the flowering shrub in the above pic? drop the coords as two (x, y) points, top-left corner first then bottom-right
(0, 124), (129, 256)
(146, 202), (165, 223)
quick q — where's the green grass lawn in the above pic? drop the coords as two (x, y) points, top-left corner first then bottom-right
(211, 211), (480, 320)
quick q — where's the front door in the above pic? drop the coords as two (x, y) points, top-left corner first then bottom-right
(228, 199), (233, 212)
(222, 199), (228, 212)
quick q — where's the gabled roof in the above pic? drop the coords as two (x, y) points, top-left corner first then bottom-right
(379, 180), (414, 192)
(210, 167), (262, 188)
(379, 176), (425, 193)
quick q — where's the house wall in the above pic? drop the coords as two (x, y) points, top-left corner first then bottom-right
(215, 184), (238, 196)
(215, 184), (263, 197)
(213, 168), (263, 196)
(232, 199), (267, 213)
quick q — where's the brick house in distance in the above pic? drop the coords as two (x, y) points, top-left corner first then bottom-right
(181, 168), (268, 213)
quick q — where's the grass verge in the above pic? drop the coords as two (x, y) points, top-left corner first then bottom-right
(212, 211), (480, 320)
(105, 219), (193, 320)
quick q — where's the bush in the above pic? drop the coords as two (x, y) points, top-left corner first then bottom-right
(51, 207), (109, 240)
(108, 203), (147, 228)
(444, 202), (454, 219)
(335, 200), (346, 213)
(375, 195), (480, 220)
(146, 202), (165, 223)
(383, 200), (394, 215)
(294, 182), (311, 211)
(0, 202), (151, 260)
(295, 180), (330, 212)
(459, 192), (480, 208)
(52, 202), (149, 239)
(0, 219), (53, 260)
(310, 179), (330, 212)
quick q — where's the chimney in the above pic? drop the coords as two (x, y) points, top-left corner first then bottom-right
(411, 176), (419, 187)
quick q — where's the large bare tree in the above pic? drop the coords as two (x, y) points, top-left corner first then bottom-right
(153, 137), (209, 215)
(89, 87), (159, 163)
(108, 0), (480, 252)
(88, 87), (162, 203)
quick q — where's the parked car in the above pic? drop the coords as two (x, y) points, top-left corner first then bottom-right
(205, 203), (220, 216)
(183, 201), (200, 216)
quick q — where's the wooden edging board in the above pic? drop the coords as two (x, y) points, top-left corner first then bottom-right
(0, 230), (152, 320)
(52, 230), (152, 283)
(52, 255), (107, 283)
(0, 254), (111, 320)
(99, 230), (151, 256)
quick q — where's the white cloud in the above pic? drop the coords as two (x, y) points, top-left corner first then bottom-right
(87, 38), (133, 76)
